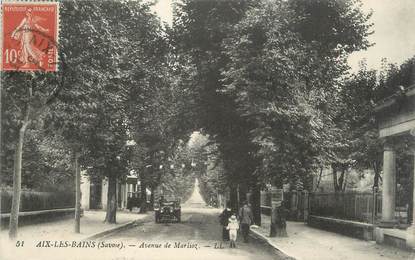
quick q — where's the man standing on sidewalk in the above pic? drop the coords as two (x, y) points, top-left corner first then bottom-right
(239, 201), (254, 243)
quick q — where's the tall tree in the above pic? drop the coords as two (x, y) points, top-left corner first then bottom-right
(222, 0), (373, 186)
(45, 0), (167, 223)
(173, 0), (261, 214)
(2, 52), (66, 239)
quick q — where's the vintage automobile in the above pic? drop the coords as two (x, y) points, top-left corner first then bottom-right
(126, 192), (141, 211)
(154, 198), (181, 223)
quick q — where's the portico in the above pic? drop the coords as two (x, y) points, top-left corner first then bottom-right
(375, 85), (415, 249)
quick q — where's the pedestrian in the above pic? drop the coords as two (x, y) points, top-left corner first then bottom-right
(238, 201), (254, 243)
(226, 214), (239, 248)
(219, 201), (232, 241)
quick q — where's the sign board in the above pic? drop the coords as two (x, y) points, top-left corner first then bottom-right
(271, 187), (283, 207)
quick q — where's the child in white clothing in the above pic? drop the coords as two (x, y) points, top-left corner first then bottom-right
(226, 214), (239, 248)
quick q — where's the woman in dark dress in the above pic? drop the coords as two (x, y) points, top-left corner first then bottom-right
(219, 201), (232, 241)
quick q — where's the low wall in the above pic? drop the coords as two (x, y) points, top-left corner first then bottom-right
(0, 208), (77, 229)
(375, 227), (413, 251)
(308, 215), (374, 241)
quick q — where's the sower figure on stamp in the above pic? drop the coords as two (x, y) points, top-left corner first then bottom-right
(219, 201), (233, 241)
(11, 8), (50, 68)
(238, 201), (254, 243)
(226, 214), (239, 248)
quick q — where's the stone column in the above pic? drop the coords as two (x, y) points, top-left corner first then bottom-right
(380, 142), (396, 227)
(303, 190), (309, 223)
(407, 136), (415, 249)
(80, 171), (90, 210)
(101, 178), (108, 210)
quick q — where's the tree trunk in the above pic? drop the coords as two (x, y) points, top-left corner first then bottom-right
(275, 206), (288, 237)
(9, 120), (30, 239)
(229, 185), (238, 212)
(270, 204), (289, 237)
(238, 184), (247, 205)
(332, 164), (340, 192)
(149, 185), (155, 211)
(251, 184), (261, 226)
(270, 205), (277, 237)
(270, 180), (285, 237)
(341, 167), (348, 191)
(314, 166), (324, 192)
(74, 152), (81, 233)
(139, 173), (147, 213)
(105, 174), (117, 223)
(270, 193), (288, 237)
(373, 161), (380, 190)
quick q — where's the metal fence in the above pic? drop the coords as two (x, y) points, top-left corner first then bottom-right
(260, 190), (384, 224)
(309, 192), (381, 224)
(260, 189), (413, 225)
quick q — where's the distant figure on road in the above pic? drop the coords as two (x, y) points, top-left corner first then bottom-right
(226, 214), (239, 248)
(219, 201), (233, 241)
(239, 201), (254, 243)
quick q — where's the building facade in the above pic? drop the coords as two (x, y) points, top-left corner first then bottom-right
(80, 172), (144, 211)
(375, 85), (415, 249)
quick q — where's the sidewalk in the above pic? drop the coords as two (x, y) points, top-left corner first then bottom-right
(251, 214), (415, 260)
(0, 209), (151, 242)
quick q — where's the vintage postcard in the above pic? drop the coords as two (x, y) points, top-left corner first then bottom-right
(1, 0), (415, 260)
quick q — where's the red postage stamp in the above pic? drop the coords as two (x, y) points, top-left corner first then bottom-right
(2, 2), (59, 72)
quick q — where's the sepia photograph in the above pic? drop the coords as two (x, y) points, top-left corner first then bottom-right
(1, 0), (415, 259)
